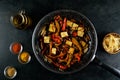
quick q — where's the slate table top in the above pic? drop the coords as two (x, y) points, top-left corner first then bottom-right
(0, 0), (120, 80)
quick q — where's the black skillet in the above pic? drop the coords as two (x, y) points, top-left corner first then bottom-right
(32, 10), (120, 77)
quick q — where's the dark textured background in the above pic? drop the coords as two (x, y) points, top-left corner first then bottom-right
(0, 0), (120, 80)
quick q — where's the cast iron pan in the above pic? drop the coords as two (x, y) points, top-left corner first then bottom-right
(32, 10), (120, 77)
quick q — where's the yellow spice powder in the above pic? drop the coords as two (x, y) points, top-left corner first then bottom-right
(20, 52), (29, 63)
(6, 67), (16, 77)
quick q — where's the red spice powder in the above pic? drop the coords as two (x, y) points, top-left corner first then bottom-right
(11, 43), (22, 54)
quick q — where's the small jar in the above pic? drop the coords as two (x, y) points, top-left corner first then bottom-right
(10, 10), (32, 30)
(9, 42), (23, 55)
(4, 66), (17, 79)
(18, 51), (31, 64)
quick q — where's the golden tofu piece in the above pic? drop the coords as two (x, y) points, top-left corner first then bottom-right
(77, 27), (84, 37)
(49, 22), (56, 32)
(68, 47), (74, 54)
(66, 40), (72, 46)
(44, 36), (50, 43)
(80, 40), (86, 47)
(77, 30), (84, 37)
(72, 23), (79, 27)
(67, 20), (78, 28)
(78, 27), (84, 31)
(52, 48), (56, 55)
(67, 20), (73, 27)
(61, 32), (68, 38)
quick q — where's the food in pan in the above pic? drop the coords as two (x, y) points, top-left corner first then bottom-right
(103, 33), (120, 54)
(39, 15), (91, 70)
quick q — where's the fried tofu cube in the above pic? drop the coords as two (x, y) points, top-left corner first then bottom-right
(78, 27), (84, 31)
(52, 48), (56, 55)
(67, 20), (73, 27)
(60, 32), (68, 38)
(44, 36), (50, 43)
(80, 40), (86, 47)
(77, 30), (84, 37)
(72, 23), (79, 27)
(68, 47), (74, 54)
(66, 40), (72, 46)
(77, 27), (84, 37)
(49, 22), (56, 32)
(67, 20), (79, 28)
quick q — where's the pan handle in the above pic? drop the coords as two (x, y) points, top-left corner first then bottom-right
(93, 56), (120, 78)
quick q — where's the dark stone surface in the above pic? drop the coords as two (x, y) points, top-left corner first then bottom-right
(0, 0), (120, 80)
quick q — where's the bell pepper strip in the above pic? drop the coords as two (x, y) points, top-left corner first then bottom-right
(55, 20), (60, 36)
(57, 51), (65, 57)
(45, 55), (65, 70)
(47, 55), (56, 59)
(41, 26), (46, 36)
(84, 34), (91, 42)
(70, 53), (81, 65)
(54, 43), (61, 47)
(66, 48), (74, 67)
(59, 65), (67, 70)
(62, 44), (69, 52)
(47, 51), (65, 59)
(49, 42), (53, 55)
(44, 56), (53, 63)
(52, 62), (68, 70)
(40, 38), (44, 49)
(54, 15), (62, 21)
(45, 55), (67, 70)
(41, 47), (47, 54)
(58, 54), (69, 63)
(70, 60), (77, 65)
(72, 38), (83, 55)
(62, 18), (67, 31)
(74, 53), (81, 62)
(54, 38), (61, 44)
(66, 54), (73, 67)
(59, 20), (63, 27)
(51, 34), (61, 44)
(54, 15), (60, 20)
(72, 31), (77, 37)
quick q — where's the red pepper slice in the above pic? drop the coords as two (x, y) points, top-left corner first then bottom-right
(54, 15), (61, 20)
(59, 65), (67, 70)
(74, 53), (81, 62)
(72, 31), (77, 37)
(51, 34), (61, 44)
(60, 20), (63, 27)
(62, 18), (67, 31)
(52, 62), (67, 70)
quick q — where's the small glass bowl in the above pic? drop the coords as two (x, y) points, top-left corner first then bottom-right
(4, 66), (17, 79)
(9, 42), (23, 55)
(102, 32), (120, 54)
(18, 51), (31, 64)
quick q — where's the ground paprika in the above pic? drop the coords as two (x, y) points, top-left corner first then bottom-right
(10, 42), (23, 54)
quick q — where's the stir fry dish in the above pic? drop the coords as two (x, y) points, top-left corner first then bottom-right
(39, 15), (91, 71)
